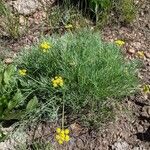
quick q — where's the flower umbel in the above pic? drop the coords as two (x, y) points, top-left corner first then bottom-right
(142, 85), (150, 94)
(56, 128), (70, 144)
(115, 40), (125, 46)
(19, 69), (27, 76)
(51, 76), (64, 88)
(136, 51), (145, 59)
(40, 41), (52, 52)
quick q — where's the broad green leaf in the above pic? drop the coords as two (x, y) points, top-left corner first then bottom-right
(7, 89), (23, 110)
(26, 96), (38, 111)
(4, 65), (15, 85)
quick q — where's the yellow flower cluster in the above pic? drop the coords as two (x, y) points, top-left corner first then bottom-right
(56, 128), (70, 144)
(40, 41), (52, 53)
(115, 40), (125, 46)
(136, 51), (145, 58)
(143, 85), (150, 94)
(51, 76), (64, 88)
(19, 69), (27, 76)
(65, 24), (73, 29)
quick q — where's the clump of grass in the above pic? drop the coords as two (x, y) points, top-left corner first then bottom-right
(14, 29), (138, 126)
(120, 0), (136, 23)
(16, 140), (53, 150)
(0, 0), (20, 39)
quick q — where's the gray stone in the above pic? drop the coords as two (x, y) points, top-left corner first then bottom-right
(141, 106), (150, 118)
(13, 0), (39, 15)
(112, 141), (129, 150)
(0, 128), (28, 150)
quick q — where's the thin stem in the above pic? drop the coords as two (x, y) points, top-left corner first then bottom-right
(62, 90), (65, 129)
(27, 75), (43, 85)
(95, 3), (98, 24)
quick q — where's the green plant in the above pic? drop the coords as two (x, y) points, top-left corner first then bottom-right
(60, 0), (136, 26)
(89, 0), (111, 23)
(16, 140), (53, 150)
(0, 0), (20, 39)
(0, 63), (39, 121)
(41, 4), (90, 31)
(120, 0), (136, 23)
(14, 29), (138, 126)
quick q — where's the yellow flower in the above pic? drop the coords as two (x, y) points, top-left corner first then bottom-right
(58, 140), (63, 144)
(56, 135), (60, 140)
(115, 40), (125, 46)
(65, 135), (70, 142)
(19, 69), (27, 76)
(55, 128), (70, 144)
(51, 76), (64, 88)
(60, 129), (65, 135)
(64, 129), (69, 134)
(65, 24), (73, 29)
(142, 85), (150, 94)
(136, 51), (145, 58)
(40, 41), (52, 52)
(56, 128), (61, 134)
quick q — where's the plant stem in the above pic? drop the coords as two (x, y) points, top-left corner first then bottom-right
(27, 75), (43, 85)
(62, 90), (65, 129)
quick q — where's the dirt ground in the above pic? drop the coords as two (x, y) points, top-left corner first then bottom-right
(0, 0), (150, 149)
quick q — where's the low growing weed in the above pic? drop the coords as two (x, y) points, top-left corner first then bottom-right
(0, 29), (139, 131)
(0, 0), (20, 39)
(119, 0), (136, 23)
(12, 29), (138, 126)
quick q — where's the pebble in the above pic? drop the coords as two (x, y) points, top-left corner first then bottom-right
(19, 15), (26, 26)
(137, 125), (143, 132)
(127, 49), (136, 54)
(145, 51), (150, 58)
(76, 138), (84, 149)
(112, 141), (129, 150)
(4, 58), (13, 64)
(141, 106), (150, 118)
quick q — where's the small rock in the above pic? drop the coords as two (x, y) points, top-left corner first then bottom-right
(4, 58), (13, 64)
(132, 42), (142, 50)
(70, 123), (82, 136)
(112, 141), (129, 150)
(141, 106), (150, 118)
(13, 0), (39, 15)
(127, 49), (136, 54)
(133, 147), (140, 150)
(19, 15), (26, 26)
(76, 138), (84, 149)
(137, 125), (143, 132)
(145, 51), (150, 58)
